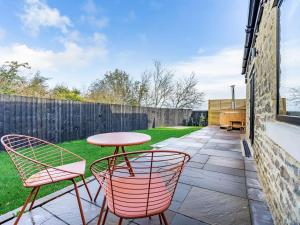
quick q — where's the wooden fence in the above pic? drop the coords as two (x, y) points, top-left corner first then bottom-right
(208, 99), (246, 125)
(0, 94), (192, 145)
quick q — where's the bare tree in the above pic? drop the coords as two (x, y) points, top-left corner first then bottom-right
(289, 87), (300, 106)
(171, 73), (204, 109)
(144, 61), (173, 108)
(129, 72), (150, 106)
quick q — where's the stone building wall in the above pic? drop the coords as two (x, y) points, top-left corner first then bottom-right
(245, 1), (300, 224)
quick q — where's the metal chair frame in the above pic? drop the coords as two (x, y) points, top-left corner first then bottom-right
(1, 134), (92, 225)
(90, 150), (190, 225)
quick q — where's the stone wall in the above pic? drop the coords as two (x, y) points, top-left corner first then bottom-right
(245, 1), (300, 224)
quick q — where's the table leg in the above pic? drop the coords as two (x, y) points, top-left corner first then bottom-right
(110, 146), (119, 170)
(95, 146), (120, 202)
(121, 146), (135, 176)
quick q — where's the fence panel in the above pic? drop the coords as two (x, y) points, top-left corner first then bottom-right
(208, 99), (246, 125)
(0, 94), (193, 146)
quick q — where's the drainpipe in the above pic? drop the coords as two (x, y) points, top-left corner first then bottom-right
(231, 85), (236, 110)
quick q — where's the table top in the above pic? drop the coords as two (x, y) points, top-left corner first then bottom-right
(87, 132), (151, 147)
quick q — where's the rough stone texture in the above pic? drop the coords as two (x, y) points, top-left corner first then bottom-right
(244, 1), (300, 224)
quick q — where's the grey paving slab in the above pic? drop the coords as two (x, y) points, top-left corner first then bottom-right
(159, 145), (201, 153)
(178, 187), (251, 225)
(214, 134), (240, 140)
(3, 207), (67, 225)
(200, 148), (243, 159)
(247, 188), (265, 202)
(171, 213), (209, 225)
(180, 167), (247, 198)
(203, 142), (218, 148)
(207, 156), (245, 169)
(203, 163), (245, 177)
(169, 200), (182, 211)
(132, 210), (175, 225)
(185, 134), (211, 139)
(202, 144), (241, 152)
(89, 212), (132, 225)
(42, 193), (99, 225)
(245, 170), (259, 180)
(246, 177), (262, 189)
(173, 183), (192, 203)
(174, 141), (204, 148)
(190, 154), (209, 164)
(151, 138), (179, 148)
(245, 159), (258, 172)
(209, 138), (240, 145)
(182, 166), (245, 184)
(249, 200), (274, 225)
(71, 179), (105, 206)
(187, 161), (205, 169)
(170, 183), (193, 212)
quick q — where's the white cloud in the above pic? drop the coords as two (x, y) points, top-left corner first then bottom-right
(171, 47), (243, 77)
(21, 0), (72, 35)
(0, 27), (5, 40)
(0, 32), (108, 86)
(170, 47), (246, 108)
(80, 0), (109, 29)
(197, 48), (205, 55)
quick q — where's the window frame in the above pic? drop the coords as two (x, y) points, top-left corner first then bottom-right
(276, 0), (300, 126)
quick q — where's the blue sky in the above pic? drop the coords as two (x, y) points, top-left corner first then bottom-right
(0, 0), (248, 108)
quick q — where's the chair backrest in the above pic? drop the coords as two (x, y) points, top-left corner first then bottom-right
(90, 150), (190, 218)
(1, 134), (82, 184)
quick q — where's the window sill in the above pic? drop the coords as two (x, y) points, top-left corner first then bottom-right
(277, 115), (300, 126)
(266, 121), (300, 162)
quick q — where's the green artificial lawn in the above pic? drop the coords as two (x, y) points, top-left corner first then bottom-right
(0, 127), (200, 215)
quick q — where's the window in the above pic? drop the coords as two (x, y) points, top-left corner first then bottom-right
(277, 0), (300, 125)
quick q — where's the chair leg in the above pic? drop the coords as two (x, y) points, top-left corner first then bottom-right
(29, 186), (40, 211)
(159, 214), (163, 225)
(14, 187), (37, 225)
(101, 207), (109, 225)
(161, 213), (169, 225)
(81, 175), (92, 201)
(118, 218), (123, 225)
(94, 185), (102, 202)
(97, 197), (106, 225)
(72, 179), (86, 225)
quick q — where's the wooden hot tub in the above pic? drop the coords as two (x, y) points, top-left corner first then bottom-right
(219, 110), (246, 129)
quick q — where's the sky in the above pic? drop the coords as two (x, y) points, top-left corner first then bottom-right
(0, 0), (249, 109)
(280, 0), (300, 111)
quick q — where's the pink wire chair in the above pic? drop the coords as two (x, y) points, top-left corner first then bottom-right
(1, 134), (92, 225)
(90, 150), (190, 225)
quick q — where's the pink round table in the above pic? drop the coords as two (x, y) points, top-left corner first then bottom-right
(87, 132), (151, 147)
(87, 132), (151, 201)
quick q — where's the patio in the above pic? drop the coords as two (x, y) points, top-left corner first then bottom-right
(1, 126), (273, 225)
